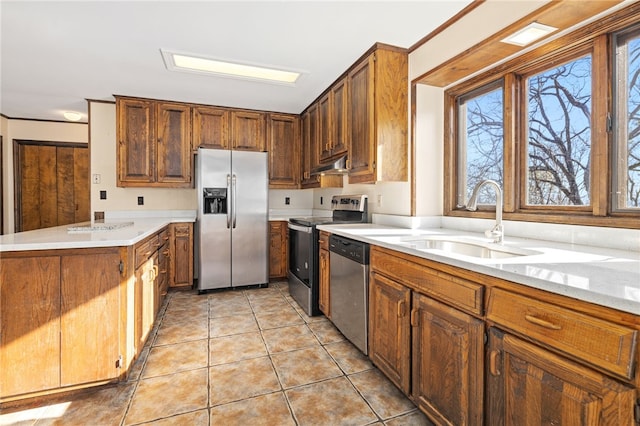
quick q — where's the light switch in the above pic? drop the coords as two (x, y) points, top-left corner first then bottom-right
(92, 174), (101, 184)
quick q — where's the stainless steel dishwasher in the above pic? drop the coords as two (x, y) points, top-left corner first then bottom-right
(329, 234), (369, 354)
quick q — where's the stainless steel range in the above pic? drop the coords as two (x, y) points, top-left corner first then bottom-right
(288, 195), (369, 316)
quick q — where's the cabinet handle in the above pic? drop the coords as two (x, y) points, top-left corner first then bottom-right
(489, 350), (501, 376)
(153, 265), (158, 280)
(397, 300), (406, 318)
(163, 249), (170, 256)
(524, 314), (562, 330)
(346, 159), (351, 169)
(410, 308), (419, 327)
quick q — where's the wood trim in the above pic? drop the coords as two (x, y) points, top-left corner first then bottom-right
(502, 73), (517, 213)
(0, 135), (3, 235)
(410, 83), (417, 216)
(408, 0), (486, 53)
(591, 34), (611, 217)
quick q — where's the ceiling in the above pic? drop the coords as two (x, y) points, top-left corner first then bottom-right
(0, 1), (473, 123)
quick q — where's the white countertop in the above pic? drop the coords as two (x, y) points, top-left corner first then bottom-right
(0, 213), (196, 252)
(317, 223), (640, 315)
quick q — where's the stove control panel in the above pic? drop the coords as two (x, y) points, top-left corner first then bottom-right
(331, 195), (368, 212)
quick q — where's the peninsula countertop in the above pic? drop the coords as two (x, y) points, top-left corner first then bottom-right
(0, 214), (196, 252)
(317, 223), (640, 315)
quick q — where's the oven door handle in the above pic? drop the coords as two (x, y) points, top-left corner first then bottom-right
(288, 223), (313, 233)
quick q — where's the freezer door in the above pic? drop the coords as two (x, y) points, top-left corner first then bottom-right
(197, 149), (232, 290)
(231, 150), (268, 287)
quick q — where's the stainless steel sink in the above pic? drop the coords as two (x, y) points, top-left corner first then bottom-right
(396, 237), (539, 259)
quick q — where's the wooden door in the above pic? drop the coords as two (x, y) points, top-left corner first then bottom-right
(135, 255), (157, 351)
(156, 102), (191, 185)
(15, 141), (89, 232)
(60, 252), (121, 386)
(318, 247), (330, 317)
(170, 223), (193, 288)
(268, 114), (300, 189)
(331, 78), (349, 157)
(231, 110), (266, 151)
(192, 105), (230, 150)
(486, 327), (636, 425)
(300, 110), (316, 188)
(348, 54), (375, 182)
(368, 271), (411, 394)
(411, 293), (484, 426)
(0, 256), (61, 397)
(117, 97), (155, 185)
(318, 93), (333, 161)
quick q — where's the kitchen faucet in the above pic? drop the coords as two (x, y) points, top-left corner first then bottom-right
(465, 179), (503, 244)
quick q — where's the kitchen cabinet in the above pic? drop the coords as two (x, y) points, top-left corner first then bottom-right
(486, 327), (635, 425)
(116, 96), (192, 187)
(134, 234), (159, 353)
(300, 106), (342, 189)
(192, 105), (230, 150)
(318, 231), (331, 317)
(368, 271), (411, 393)
(268, 113), (300, 189)
(231, 110), (266, 151)
(156, 227), (170, 313)
(347, 46), (408, 184)
(0, 249), (123, 400)
(369, 245), (485, 425)
(269, 221), (288, 280)
(319, 78), (349, 162)
(170, 223), (193, 288)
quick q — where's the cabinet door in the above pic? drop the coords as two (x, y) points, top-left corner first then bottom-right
(135, 256), (157, 351)
(156, 102), (192, 185)
(60, 252), (121, 386)
(318, 248), (330, 317)
(192, 106), (230, 150)
(486, 328), (636, 426)
(170, 223), (193, 288)
(268, 114), (300, 189)
(0, 256), (61, 397)
(318, 93), (333, 161)
(300, 109), (318, 188)
(117, 97), (155, 185)
(331, 77), (349, 157)
(348, 54), (375, 183)
(231, 111), (266, 151)
(412, 293), (484, 426)
(269, 221), (287, 280)
(368, 271), (411, 394)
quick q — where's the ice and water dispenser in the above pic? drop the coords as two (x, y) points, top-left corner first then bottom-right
(202, 188), (227, 214)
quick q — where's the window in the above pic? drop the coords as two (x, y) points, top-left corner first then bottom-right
(457, 82), (504, 207)
(525, 55), (592, 207)
(444, 10), (640, 228)
(614, 27), (640, 210)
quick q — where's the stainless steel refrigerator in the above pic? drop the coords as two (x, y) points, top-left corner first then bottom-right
(196, 148), (268, 291)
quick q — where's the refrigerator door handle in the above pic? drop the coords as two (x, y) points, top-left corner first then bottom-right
(232, 174), (237, 229)
(226, 174), (232, 229)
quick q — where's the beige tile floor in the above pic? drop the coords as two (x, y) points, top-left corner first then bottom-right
(0, 281), (433, 426)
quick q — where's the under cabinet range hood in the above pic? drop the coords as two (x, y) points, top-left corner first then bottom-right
(310, 155), (349, 175)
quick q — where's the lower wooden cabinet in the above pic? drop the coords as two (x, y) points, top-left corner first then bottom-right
(0, 249), (123, 400)
(269, 221), (288, 280)
(170, 223), (193, 288)
(411, 293), (484, 426)
(318, 231), (330, 317)
(486, 327), (636, 425)
(368, 271), (411, 394)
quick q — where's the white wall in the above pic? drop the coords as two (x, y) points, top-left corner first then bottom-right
(0, 117), (88, 233)
(89, 101), (197, 216)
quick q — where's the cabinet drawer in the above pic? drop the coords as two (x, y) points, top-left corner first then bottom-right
(135, 235), (159, 269)
(158, 227), (170, 245)
(173, 223), (190, 237)
(487, 288), (638, 379)
(371, 247), (483, 316)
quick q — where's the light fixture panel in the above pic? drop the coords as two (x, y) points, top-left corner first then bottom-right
(501, 22), (558, 47)
(160, 49), (303, 86)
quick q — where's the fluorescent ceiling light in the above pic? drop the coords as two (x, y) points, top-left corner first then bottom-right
(501, 22), (557, 47)
(63, 111), (82, 121)
(161, 49), (301, 85)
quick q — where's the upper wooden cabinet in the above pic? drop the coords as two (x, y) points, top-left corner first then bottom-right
(192, 105), (230, 150)
(231, 110), (266, 151)
(318, 78), (349, 163)
(300, 105), (343, 189)
(348, 47), (408, 184)
(268, 113), (300, 189)
(116, 96), (192, 187)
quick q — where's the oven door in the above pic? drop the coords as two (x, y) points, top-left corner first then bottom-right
(288, 222), (313, 285)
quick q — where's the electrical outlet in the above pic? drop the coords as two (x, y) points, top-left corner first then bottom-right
(92, 174), (101, 184)
(285, 197), (290, 205)
(377, 194), (383, 206)
(99, 190), (107, 200)
(320, 196), (323, 205)
(137, 196), (144, 205)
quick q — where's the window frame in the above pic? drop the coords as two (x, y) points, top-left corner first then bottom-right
(444, 10), (640, 229)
